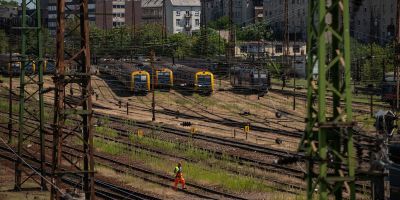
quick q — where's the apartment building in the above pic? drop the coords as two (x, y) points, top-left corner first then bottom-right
(165, 0), (201, 35)
(351, 0), (397, 44)
(263, 0), (307, 41)
(141, 0), (163, 24)
(204, 0), (255, 26)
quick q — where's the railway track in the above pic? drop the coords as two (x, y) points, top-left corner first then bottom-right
(0, 146), (160, 200)
(1, 122), (297, 199)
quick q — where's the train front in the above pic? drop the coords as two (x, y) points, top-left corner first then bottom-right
(195, 71), (214, 95)
(131, 71), (150, 94)
(156, 68), (173, 90)
(252, 70), (269, 96)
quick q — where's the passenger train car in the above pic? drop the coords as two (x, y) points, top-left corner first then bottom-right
(136, 62), (173, 90)
(169, 64), (214, 95)
(229, 66), (270, 96)
(98, 62), (150, 94)
(0, 54), (56, 76)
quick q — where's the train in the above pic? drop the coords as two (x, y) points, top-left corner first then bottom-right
(229, 65), (270, 96)
(168, 64), (214, 95)
(136, 62), (174, 90)
(381, 72), (398, 105)
(98, 62), (150, 94)
(0, 54), (56, 76)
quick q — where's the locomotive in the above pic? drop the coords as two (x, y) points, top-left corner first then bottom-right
(169, 64), (214, 95)
(381, 72), (398, 105)
(0, 54), (56, 76)
(229, 65), (270, 96)
(98, 62), (150, 94)
(136, 61), (174, 90)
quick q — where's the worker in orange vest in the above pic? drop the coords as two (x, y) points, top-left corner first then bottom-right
(173, 162), (186, 190)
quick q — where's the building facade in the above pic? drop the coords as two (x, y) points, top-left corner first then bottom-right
(46, 0), (96, 34)
(141, 0), (163, 24)
(165, 0), (201, 35)
(263, 0), (307, 41)
(204, 0), (255, 26)
(46, 0), (142, 34)
(351, 0), (397, 44)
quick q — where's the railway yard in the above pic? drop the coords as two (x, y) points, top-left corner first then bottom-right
(3, 0), (400, 199)
(0, 72), (387, 199)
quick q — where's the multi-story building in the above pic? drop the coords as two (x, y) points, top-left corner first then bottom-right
(46, 0), (96, 35)
(263, 0), (307, 41)
(92, 0), (142, 29)
(204, 0), (255, 26)
(165, 0), (201, 35)
(351, 0), (397, 44)
(141, 0), (163, 24)
(46, 0), (142, 34)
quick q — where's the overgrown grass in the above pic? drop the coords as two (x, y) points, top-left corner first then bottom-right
(95, 126), (118, 138)
(97, 134), (276, 193)
(94, 138), (126, 155)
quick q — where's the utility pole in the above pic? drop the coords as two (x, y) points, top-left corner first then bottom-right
(163, 0), (167, 39)
(8, 45), (12, 144)
(52, 0), (95, 199)
(292, 26), (297, 110)
(396, 0), (400, 111)
(14, 0), (47, 191)
(201, 0), (208, 56)
(151, 50), (156, 122)
(300, 0), (355, 199)
(282, 0), (289, 90)
(227, 0), (235, 60)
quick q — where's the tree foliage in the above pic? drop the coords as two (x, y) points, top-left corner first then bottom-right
(351, 39), (395, 84)
(0, 30), (9, 53)
(237, 22), (272, 41)
(0, 0), (18, 7)
(208, 16), (230, 30)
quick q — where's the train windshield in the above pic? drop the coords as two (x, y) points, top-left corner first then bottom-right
(134, 75), (147, 83)
(157, 72), (170, 84)
(198, 75), (212, 86)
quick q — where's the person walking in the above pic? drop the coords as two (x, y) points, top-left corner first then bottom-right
(173, 162), (186, 190)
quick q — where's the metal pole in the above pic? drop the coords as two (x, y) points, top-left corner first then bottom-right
(293, 26), (297, 110)
(8, 46), (12, 144)
(151, 50), (156, 121)
(15, 0), (27, 190)
(301, 0), (355, 199)
(36, 0), (46, 190)
(396, 0), (400, 111)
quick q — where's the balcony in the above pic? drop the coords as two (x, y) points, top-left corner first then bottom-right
(184, 13), (192, 18)
(184, 24), (192, 30)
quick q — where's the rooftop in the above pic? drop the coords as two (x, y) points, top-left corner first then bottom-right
(141, 0), (163, 8)
(170, 0), (200, 6)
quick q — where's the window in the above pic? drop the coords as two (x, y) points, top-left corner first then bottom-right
(195, 11), (199, 16)
(176, 10), (180, 16)
(185, 11), (190, 15)
(275, 45), (283, 53)
(176, 19), (180, 26)
(293, 45), (300, 53)
(195, 19), (199, 26)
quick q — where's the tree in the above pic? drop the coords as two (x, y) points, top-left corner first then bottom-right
(0, 0), (18, 7)
(0, 30), (9, 53)
(167, 33), (192, 59)
(237, 22), (272, 41)
(208, 16), (230, 30)
(192, 28), (226, 57)
(351, 38), (395, 84)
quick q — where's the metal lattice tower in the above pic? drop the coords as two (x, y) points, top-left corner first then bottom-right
(300, 0), (355, 199)
(14, 0), (46, 191)
(51, 0), (94, 199)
